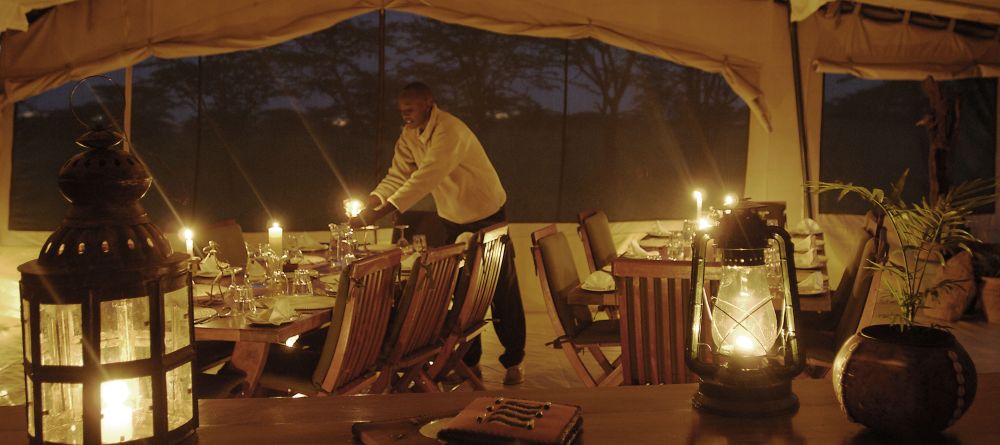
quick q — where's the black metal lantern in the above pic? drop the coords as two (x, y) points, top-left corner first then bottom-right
(18, 115), (196, 443)
(685, 200), (804, 417)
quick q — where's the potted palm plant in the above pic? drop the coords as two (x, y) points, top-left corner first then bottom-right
(810, 170), (995, 436)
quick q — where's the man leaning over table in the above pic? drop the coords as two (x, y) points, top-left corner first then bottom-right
(351, 81), (526, 385)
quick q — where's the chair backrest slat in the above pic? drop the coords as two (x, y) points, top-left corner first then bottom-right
(614, 258), (708, 385)
(313, 249), (402, 392)
(453, 223), (509, 335)
(385, 243), (466, 363)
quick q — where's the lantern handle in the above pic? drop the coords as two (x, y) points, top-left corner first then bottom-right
(68, 75), (125, 132)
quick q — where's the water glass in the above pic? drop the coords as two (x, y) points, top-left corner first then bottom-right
(666, 231), (684, 260)
(225, 284), (255, 317)
(395, 224), (413, 254)
(268, 270), (289, 296)
(290, 269), (314, 296)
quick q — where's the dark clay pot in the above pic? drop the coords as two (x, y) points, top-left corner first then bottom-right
(832, 324), (976, 436)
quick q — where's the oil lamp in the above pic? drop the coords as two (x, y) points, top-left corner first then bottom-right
(18, 84), (196, 443)
(685, 199), (804, 416)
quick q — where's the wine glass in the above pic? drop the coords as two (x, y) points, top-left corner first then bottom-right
(412, 234), (428, 254)
(395, 224), (412, 254)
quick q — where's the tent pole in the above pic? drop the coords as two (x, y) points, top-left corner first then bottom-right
(788, 14), (814, 219)
(375, 9), (386, 183)
(555, 40), (570, 221)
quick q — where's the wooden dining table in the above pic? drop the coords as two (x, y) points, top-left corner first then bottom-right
(569, 232), (833, 313)
(3, 373), (998, 444)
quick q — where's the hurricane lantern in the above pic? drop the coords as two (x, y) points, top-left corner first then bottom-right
(18, 122), (196, 443)
(685, 200), (804, 417)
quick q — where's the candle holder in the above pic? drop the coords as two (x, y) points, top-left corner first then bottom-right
(18, 81), (197, 444)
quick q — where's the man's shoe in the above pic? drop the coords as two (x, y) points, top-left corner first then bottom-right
(503, 365), (524, 385)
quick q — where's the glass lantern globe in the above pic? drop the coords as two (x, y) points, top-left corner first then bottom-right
(686, 199), (805, 417)
(19, 116), (196, 443)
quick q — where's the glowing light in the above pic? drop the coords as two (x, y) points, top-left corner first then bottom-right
(724, 194), (736, 207)
(734, 335), (754, 353)
(182, 228), (194, 256)
(101, 380), (134, 443)
(284, 335), (300, 347)
(344, 199), (364, 218)
(697, 217), (713, 230)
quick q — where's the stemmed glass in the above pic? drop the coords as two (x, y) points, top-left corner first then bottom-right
(395, 224), (412, 254)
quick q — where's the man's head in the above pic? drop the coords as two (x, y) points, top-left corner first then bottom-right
(398, 82), (434, 130)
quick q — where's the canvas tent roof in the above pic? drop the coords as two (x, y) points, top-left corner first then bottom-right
(1, 0), (998, 246)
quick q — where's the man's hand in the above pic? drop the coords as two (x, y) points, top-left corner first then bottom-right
(349, 201), (398, 228)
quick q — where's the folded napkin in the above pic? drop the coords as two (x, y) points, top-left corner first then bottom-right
(198, 253), (222, 276)
(790, 218), (822, 235)
(627, 239), (655, 258)
(652, 220), (672, 236)
(582, 270), (614, 292)
(297, 232), (324, 251)
(792, 235), (813, 253)
(401, 253), (420, 272)
(455, 231), (475, 247)
(794, 248), (816, 268)
(247, 297), (296, 325)
(797, 271), (825, 293)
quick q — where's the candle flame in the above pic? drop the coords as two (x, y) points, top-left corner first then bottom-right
(723, 195), (736, 207)
(344, 199), (364, 218)
(271, 222), (281, 229)
(182, 228), (193, 241)
(734, 335), (755, 354)
(692, 190), (703, 201)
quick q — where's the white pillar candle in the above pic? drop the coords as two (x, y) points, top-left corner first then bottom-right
(693, 190), (703, 221)
(183, 228), (194, 257)
(269, 222), (283, 253)
(101, 380), (134, 443)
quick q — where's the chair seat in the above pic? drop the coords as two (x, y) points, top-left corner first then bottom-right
(195, 364), (246, 399)
(195, 340), (235, 371)
(572, 320), (620, 346)
(258, 344), (322, 395)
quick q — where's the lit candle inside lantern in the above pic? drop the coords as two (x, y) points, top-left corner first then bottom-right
(693, 190), (703, 221)
(697, 217), (713, 230)
(101, 380), (134, 443)
(182, 228), (194, 257)
(268, 222), (283, 254)
(344, 198), (364, 219)
(723, 194), (736, 207)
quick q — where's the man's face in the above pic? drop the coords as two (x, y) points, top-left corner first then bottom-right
(398, 96), (433, 129)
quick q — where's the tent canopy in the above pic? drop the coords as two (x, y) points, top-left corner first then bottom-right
(1, 0), (998, 245)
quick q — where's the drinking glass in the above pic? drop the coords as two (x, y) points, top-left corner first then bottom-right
(225, 284), (255, 318)
(290, 269), (314, 296)
(268, 270), (289, 296)
(412, 234), (428, 254)
(395, 224), (412, 254)
(666, 231), (684, 260)
(246, 243), (272, 288)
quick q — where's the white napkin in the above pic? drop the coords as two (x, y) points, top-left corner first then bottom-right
(794, 249), (826, 269)
(401, 253), (419, 272)
(297, 233), (324, 251)
(792, 235), (813, 253)
(789, 218), (822, 235)
(455, 231), (475, 247)
(653, 220), (672, 235)
(797, 271), (825, 293)
(198, 254), (221, 276)
(582, 270), (615, 292)
(248, 298), (296, 325)
(627, 239), (655, 258)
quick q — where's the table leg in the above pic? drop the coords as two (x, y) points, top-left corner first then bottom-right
(230, 342), (269, 396)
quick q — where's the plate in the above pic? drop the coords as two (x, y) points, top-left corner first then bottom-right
(797, 286), (827, 296)
(364, 244), (398, 253)
(284, 296), (336, 310)
(795, 258), (827, 270)
(194, 269), (224, 278)
(646, 231), (671, 238)
(319, 274), (341, 286)
(291, 255), (327, 267)
(299, 243), (326, 252)
(246, 313), (299, 326)
(639, 238), (670, 248)
(192, 307), (217, 321)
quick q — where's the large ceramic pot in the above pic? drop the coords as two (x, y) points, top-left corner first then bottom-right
(832, 324), (977, 436)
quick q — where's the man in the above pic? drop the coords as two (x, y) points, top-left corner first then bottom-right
(353, 81), (526, 385)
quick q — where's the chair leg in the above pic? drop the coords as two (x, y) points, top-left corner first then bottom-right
(561, 346), (597, 387)
(370, 368), (396, 394)
(597, 365), (624, 387)
(587, 346), (614, 374)
(455, 362), (486, 390)
(408, 368), (441, 393)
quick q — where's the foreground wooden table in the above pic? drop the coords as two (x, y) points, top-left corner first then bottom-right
(3, 374), (998, 444)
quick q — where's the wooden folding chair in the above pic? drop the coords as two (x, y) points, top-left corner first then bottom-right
(613, 258), (702, 385)
(802, 226), (889, 376)
(531, 224), (621, 387)
(371, 243), (467, 393)
(257, 249), (402, 395)
(427, 223), (509, 390)
(577, 209), (617, 273)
